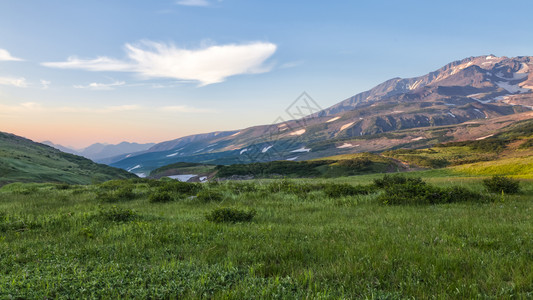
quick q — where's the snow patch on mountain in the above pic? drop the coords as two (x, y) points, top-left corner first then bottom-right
(240, 148), (248, 155)
(447, 112), (456, 118)
(291, 147), (311, 153)
(230, 131), (241, 137)
(166, 152), (179, 157)
(476, 134), (494, 140)
(340, 122), (355, 131)
(337, 143), (356, 149)
(127, 165), (141, 172)
(326, 116), (340, 123)
(286, 156), (298, 161)
(262, 145), (273, 153)
(496, 81), (530, 93)
(411, 137), (424, 141)
(289, 129), (306, 136)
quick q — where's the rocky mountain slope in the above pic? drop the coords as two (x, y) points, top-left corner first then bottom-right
(110, 55), (533, 175)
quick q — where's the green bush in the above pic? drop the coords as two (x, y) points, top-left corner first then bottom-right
(373, 174), (424, 188)
(149, 191), (173, 203)
(159, 181), (202, 195)
(322, 183), (376, 198)
(378, 181), (488, 205)
(196, 189), (224, 202)
(482, 176), (521, 194)
(98, 206), (137, 222)
(205, 207), (256, 223)
(97, 186), (136, 202)
(55, 183), (71, 190)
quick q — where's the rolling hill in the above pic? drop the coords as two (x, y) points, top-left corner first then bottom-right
(0, 131), (137, 186)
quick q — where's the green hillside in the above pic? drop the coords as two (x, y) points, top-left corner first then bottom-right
(0, 132), (137, 186)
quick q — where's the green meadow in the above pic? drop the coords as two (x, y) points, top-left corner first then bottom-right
(1, 173), (532, 298)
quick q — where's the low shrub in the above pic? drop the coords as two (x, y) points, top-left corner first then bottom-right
(378, 181), (488, 205)
(322, 183), (376, 198)
(482, 176), (521, 194)
(149, 191), (173, 203)
(226, 182), (259, 194)
(373, 174), (424, 188)
(196, 189), (224, 202)
(205, 207), (256, 223)
(97, 186), (136, 202)
(159, 181), (202, 195)
(55, 183), (71, 190)
(98, 206), (137, 222)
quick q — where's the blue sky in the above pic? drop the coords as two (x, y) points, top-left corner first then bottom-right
(1, 0), (532, 147)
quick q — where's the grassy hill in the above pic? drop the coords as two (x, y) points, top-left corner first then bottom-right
(380, 119), (533, 178)
(0, 131), (137, 186)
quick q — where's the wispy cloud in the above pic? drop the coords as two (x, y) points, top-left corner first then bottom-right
(0, 76), (28, 87)
(42, 40), (277, 86)
(280, 60), (304, 69)
(176, 0), (210, 6)
(43, 57), (131, 72)
(40, 79), (51, 89)
(74, 81), (126, 90)
(0, 49), (24, 61)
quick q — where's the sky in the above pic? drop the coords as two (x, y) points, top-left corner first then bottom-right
(1, 0), (533, 148)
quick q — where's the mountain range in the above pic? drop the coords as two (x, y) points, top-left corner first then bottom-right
(42, 141), (155, 163)
(105, 55), (533, 176)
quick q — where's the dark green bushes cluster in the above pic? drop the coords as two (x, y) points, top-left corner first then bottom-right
(336, 157), (372, 169)
(482, 176), (520, 194)
(196, 189), (224, 202)
(147, 181), (204, 203)
(159, 181), (202, 195)
(373, 174), (424, 188)
(98, 206), (137, 222)
(376, 175), (488, 205)
(435, 139), (509, 153)
(215, 160), (326, 178)
(97, 185), (136, 202)
(148, 191), (173, 203)
(205, 207), (256, 223)
(55, 183), (71, 190)
(322, 183), (376, 198)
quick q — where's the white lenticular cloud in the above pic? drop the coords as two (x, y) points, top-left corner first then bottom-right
(0, 49), (23, 61)
(0, 76), (28, 87)
(42, 41), (277, 86)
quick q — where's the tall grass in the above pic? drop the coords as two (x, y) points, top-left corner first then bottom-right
(0, 176), (532, 298)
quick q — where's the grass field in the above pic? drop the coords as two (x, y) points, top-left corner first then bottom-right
(1, 173), (532, 298)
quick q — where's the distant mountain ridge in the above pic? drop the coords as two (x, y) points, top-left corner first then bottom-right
(43, 141), (155, 163)
(108, 55), (533, 174)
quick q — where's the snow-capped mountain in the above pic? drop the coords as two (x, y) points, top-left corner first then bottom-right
(110, 55), (533, 174)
